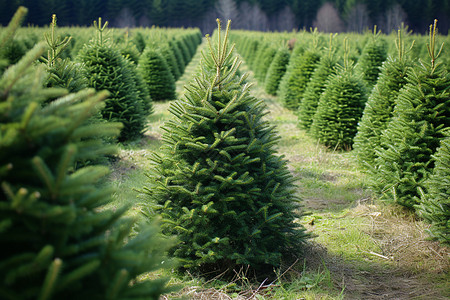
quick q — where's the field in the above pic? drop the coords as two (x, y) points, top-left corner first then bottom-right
(2, 6), (449, 298)
(107, 42), (449, 299)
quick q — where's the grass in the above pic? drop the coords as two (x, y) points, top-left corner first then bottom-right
(107, 44), (450, 299)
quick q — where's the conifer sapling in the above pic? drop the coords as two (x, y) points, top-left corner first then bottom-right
(143, 20), (308, 274)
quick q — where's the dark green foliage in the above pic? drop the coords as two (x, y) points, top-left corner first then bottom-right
(175, 38), (190, 67)
(356, 32), (387, 88)
(169, 39), (186, 75)
(45, 59), (88, 93)
(372, 24), (450, 208)
(298, 55), (337, 130)
(264, 47), (290, 95)
(159, 44), (182, 80)
(131, 31), (147, 53)
(138, 47), (176, 101)
(0, 37), (27, 66)
(124, 56), (153, 114)
(0, 12), (173, 299)
(278, 50), (321, 111)
(416, 130), (450, 245)
(310, 63), (367, 150)
(0, 7), (28, 72)
(255, 45), (277, 83)
(144, 21), (308, 273)
(250, 41), (267, 70)
(182, 35), (196, 58)
(120, 39), (141, 65)
(353, 33), (413, 171)
(77, 20), (148, 141)
(42, 15), (87, 93)
(245, 39), (260, 68)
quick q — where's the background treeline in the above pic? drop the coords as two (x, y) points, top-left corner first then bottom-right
(1, 0), (449, 34)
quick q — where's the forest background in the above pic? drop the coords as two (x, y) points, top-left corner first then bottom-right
(1, 0), (449, 34)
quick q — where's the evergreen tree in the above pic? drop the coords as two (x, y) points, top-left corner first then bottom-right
(355, 27), (387, 88)
(169, 39), (186, 76)
(143, 20), (308, 273)
(373, 21), (450, 208)
(0, 6), (27, 72)
(138, 46), (176, 101)
(0, 8), (173, 299)
(159, 43), (182, 80)
(310, 40), (367, 150)
(353, 30), (413, 171)
(43, 15), (87, 93)
(175, 38), (191, 67)
(77, 18), (148, 141)
(278, 47), (320, 111)
(298, 34), (338, 131)
(245, 39), (260, 69)
(254, 45), (277, 84)
(264, 46), (290, 95)
(416, 129), (450, 245)
(119, 34), (141, 65)
(124, 56), (153, 114)
(131, 31), (147, 53)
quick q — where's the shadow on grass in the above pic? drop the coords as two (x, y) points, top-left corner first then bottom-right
(300, 241), (449, 300)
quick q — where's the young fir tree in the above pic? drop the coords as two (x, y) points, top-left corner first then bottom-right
(245, 39), (260, 69)
(310, 39), (368, 150)
(254, 45), (277, 84)
(355, 27), (387, 88)
(264, 46), (290, 96)
(0, 8), (173, 299)
(119, 34), (141, 65)
(43, 15), (87, 93)
(159, 43), (182, 80)
(77, 18), (148, 141)
(416, 129), (449, 245)
(138, 46), (176, 101)
(353, 30), (413, 171)
(169, 39), (186, 76)
(373, 21), (450, 209)
(0, 6), (27, 72)
(143, 20), (308, 274)
(175, 38), (191, 67)
(298, 34), (338, 131)
(278, 43), (321, 111)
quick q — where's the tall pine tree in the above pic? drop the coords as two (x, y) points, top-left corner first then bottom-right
(143, 20), (308, 274)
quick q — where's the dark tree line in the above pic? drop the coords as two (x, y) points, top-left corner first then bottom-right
(1, 0), (449, 34)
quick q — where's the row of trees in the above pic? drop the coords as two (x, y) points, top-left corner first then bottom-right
(1, 0), (449, 34)
(231, 24), (449, 245)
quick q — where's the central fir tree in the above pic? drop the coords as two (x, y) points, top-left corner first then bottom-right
(144, 20), (308, 274)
